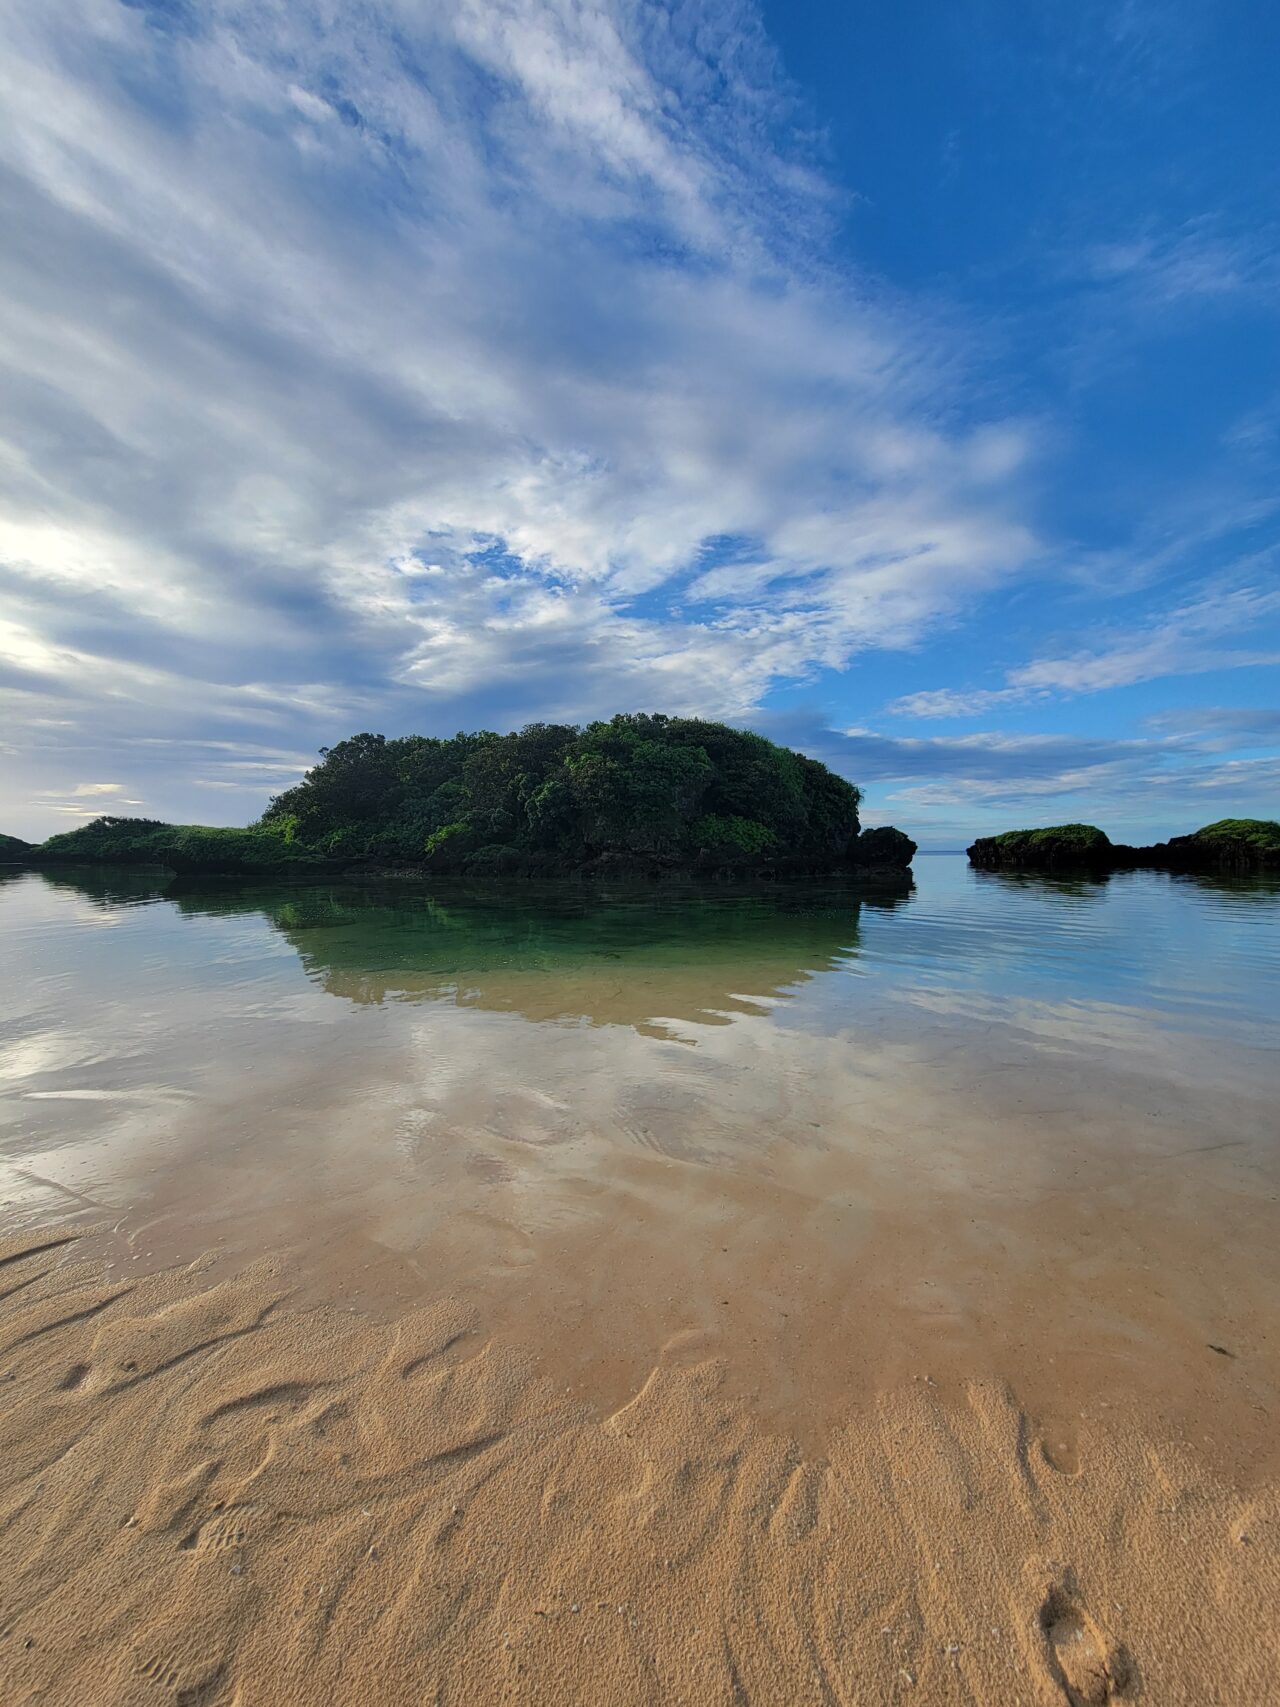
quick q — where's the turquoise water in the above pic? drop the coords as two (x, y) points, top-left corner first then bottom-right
(1, 854), (1277, 1440)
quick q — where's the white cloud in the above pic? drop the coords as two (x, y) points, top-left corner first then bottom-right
(1081, 220), (1278, 306)
(0, 0), (1046, 835)
(1009, 584), (1280, 694)
(770, 716), (1280, 841)
(887, 686), (1023, 720)
(889, 580), (1280, 719)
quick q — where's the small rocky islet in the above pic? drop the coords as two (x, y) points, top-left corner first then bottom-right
(967, 818), (1280, 875)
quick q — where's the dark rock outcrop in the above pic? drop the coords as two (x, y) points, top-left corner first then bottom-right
(967, 824), (1112, 872)
(969, 819), (1280, 876)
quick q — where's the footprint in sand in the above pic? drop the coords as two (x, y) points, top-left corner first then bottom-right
(1039, 1432), (1080, 1477)
(1039, 1578), (1134, 1706)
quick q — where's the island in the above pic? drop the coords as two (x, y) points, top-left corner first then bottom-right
(10, 715), (916, 879)
(968, 818), (1280, 875)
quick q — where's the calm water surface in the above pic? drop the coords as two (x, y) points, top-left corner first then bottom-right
(1, 857), (1278, 1462)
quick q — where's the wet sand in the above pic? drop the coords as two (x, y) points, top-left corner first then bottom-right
(1, 1225), (1277, 1706)
(44, 1000), (1280, 1487)
(4, 1040), (1279, 1705)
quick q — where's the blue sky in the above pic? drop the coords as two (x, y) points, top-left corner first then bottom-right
(0, 0), (1276, 846)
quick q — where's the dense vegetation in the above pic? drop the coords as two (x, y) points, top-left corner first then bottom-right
(30, 818), (325, 874)
(0, 833), (31, 862)
(969, 818), (1280, 874)
(16, 717), (917, 878)
(1180, 819), (1280, 860)
(257, 716), (909, 875)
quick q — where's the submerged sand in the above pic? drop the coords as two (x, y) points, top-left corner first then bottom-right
(1, 1226), (1276, 1706)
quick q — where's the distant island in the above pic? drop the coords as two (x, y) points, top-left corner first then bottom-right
(5, 716), (916, 880)
(968, 819), (1280, 875)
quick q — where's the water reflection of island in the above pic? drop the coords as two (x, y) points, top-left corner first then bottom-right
(972, 865), (1280, 904)
(35, 871), (914, 1032)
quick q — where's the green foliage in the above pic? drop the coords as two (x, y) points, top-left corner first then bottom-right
(30, 816), (326, 873)
(689, 814), (776, 860)
(258, 714), (878, 874)
(35, 817), (179, 864)
(987, 824), (1111, 855)
(22, 718), (911, 877)
(970, 818), (1280, 874)
(562, 736), (715, 855)
(164, 827), (329, 874)
(424, 821), (471, 860)
(1186, 819), (1280, 854)
(967, 823), (1112, 871)
(0, 832), (33, 862)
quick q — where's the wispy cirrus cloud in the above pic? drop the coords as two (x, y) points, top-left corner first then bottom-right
(889, 580), (1280, 720)
(1078, 219), (1280, 307)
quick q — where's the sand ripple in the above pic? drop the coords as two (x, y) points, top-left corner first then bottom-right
(0, 1228), (1276, 1706)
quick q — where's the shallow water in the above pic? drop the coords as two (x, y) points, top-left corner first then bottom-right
(2, 857), (1278, 1469)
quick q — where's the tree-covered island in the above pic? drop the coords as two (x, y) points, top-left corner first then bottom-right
(10, 715), (917, 879)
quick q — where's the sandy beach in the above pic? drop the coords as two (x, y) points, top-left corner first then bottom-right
(3, 871), (1280, 1703)
(1, 1222), (1276, 1706)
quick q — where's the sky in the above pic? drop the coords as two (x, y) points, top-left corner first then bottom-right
(0, 0), (1277, 848)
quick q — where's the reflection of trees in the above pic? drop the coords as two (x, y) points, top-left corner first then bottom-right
(973, 865), (1280, 905)
(1167, 871), (1280, 903)
(36, 869), (914, 1030)
(971, 868), (1111, 902)
(33, 866), (176, 906)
